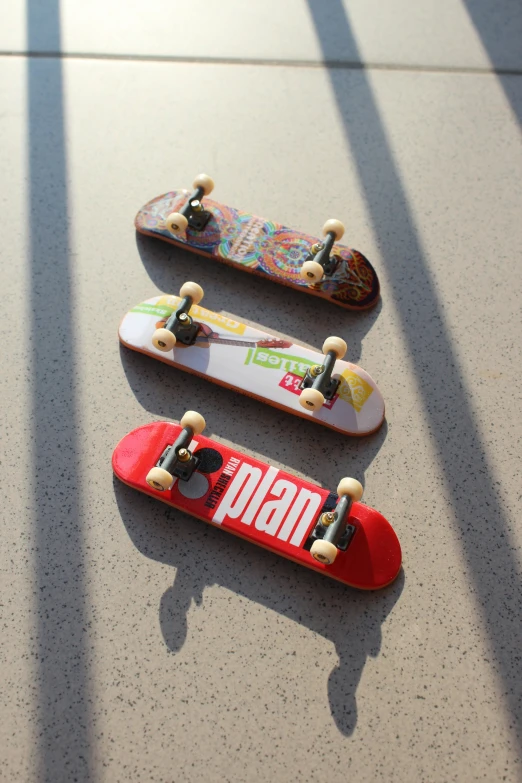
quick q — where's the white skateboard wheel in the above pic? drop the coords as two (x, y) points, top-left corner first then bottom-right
(165, 212), (188, 236)
(299, 387), (325, 411)
(180, 410), (206, 435)
(152, 328), (176, 352)
(311, 539), (338, 565)
(300, 260), (324, 284)
(179, 281), (204, 305)
(193, 173), (214, 196)
(146, 466), (173, 492)
(322, 219), (345, 241)
(336, 477), (363, 501)
(322, 336), (347, 359)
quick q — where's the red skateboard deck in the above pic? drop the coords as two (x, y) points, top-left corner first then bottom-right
(112, 420), (402, 589)
(135, 184), (379, 311)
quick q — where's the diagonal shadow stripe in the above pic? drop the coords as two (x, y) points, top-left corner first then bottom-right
(462, 0), (522, 126)
(26, 1), (93, 779)
(306, 0), (522, 748)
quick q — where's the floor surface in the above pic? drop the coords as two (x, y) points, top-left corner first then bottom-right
(1, 2), (522, 781)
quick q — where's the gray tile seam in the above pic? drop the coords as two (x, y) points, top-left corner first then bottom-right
(1, 50), (522, 76)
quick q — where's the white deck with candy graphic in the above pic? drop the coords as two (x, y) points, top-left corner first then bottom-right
(119, 295), (385, 435)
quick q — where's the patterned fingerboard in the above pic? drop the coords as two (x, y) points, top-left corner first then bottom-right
(135, 191), (379, 310)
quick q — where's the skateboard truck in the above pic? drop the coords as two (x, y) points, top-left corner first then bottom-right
(309, 478), (364, 565)
(164, 174), (215, 236)
(300, 219), (345, 284)
(299, 336), (347, 411)
(152, 282), (205, 352)
(146, 411), (207, 491)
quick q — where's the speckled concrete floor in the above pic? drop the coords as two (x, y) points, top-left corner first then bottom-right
(1, 3), (522, 782)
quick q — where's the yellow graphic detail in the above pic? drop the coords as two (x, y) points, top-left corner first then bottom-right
(337, 370), (373, 412)
(157, 296), (246, 335)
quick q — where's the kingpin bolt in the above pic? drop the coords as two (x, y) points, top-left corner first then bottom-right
(321, 512), (335, 526)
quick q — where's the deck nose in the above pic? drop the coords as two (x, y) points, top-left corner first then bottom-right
(112, 422), (178, 485)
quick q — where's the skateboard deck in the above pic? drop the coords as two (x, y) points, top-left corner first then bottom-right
(112, 420), (402, 589)
(119, 294), (385, 436)
(135, 190), (379, 310)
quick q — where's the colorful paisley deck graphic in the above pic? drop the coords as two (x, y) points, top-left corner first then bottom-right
(136, 190), (379, 308)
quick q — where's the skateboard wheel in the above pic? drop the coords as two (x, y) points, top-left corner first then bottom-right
(180, 410), (206, 435)
(165, 211), (188, 236)
(322, 336), (347, 359)
(179, 281), (204, 305)
(322, 219), (345, 241)
(311, 539), (338, 565)
(336, 477), (363, 501)
(146, 466), (174, 492)
(193, 173), (215, 196)
(152, 327), (176, 352)
(300, 260), (324, 284)
(299, 387), (325, 412)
